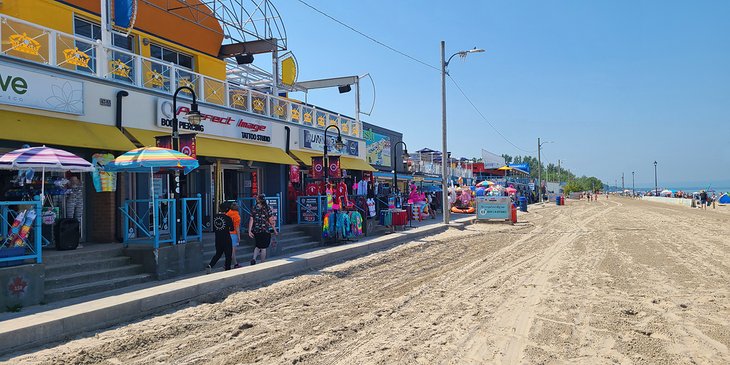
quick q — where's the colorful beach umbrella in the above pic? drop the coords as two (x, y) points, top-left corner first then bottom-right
(104, 147), (199, 174)
(0, 146), (94, 201)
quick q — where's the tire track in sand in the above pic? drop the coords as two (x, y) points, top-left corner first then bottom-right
(489, 200), (619, 364)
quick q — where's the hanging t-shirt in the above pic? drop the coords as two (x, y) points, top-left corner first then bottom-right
(358, 180), (368, 196)
(306, 183), (320, 196)
(367, 198), (376, 217)
(336, 181), (348, 198)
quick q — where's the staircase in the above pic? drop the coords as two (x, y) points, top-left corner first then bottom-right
(43, 244), (152, 303)
(201, 225), (320, 267)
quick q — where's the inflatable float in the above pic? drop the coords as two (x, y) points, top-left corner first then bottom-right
(451, 206), (475, 214)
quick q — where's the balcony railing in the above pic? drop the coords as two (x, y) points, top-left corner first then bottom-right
(0, 14), (362, 138)
(409, 161), (473, 179)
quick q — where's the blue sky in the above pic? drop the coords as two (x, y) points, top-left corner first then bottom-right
(260, 0), (730, 186)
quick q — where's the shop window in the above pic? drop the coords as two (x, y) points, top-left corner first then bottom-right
(149, 44), (194, 91)
(72, 17), (134, 81)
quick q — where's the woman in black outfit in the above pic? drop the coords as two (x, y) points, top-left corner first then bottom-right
(247, 194), (278, 265)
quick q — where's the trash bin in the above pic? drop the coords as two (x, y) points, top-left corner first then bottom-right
(518, 197), (528, 212)
(560, 196), (565, 205)
(556, 195), (561, 206)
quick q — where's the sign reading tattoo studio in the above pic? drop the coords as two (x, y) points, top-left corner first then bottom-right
(157, 99), (272, 143)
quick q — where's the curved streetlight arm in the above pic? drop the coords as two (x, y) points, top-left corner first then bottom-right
(392, 141), (408, 195)
(444, 48), (486, 71)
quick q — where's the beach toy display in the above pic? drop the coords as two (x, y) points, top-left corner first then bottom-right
(450, 187), (476, 214)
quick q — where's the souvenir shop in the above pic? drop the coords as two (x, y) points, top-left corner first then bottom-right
(287, 152), (375, 240)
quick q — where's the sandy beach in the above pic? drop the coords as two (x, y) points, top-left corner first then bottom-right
(4, 197), (729, 364)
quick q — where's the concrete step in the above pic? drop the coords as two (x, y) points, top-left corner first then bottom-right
(44, 256), (134, 277)
(43, 274), (153, 303)
(279, 241), (320, 256)
(275, 235), (312, 246)
(42, 245), (124, 265)
(44, 264), (146, 290)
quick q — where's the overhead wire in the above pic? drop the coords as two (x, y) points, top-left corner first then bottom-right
(447, 75), (535, 153)
(295, 0), (534, 154)
(294, 0), (439, 72)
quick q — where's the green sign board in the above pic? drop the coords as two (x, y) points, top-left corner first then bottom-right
(476, 197), (511, 220)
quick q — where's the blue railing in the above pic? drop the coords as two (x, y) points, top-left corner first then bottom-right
(182, 194), (203, 242)
(0, 197), (42, 265)
(120, 198), (177, 249)
(232, 193), (282, 233)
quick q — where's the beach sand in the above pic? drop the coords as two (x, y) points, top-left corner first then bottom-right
(4, 198), (729, 364)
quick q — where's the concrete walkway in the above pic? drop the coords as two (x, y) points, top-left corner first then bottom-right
(0, 217), (473, 356)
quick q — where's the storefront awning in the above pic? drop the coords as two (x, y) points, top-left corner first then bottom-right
(0, 110), (136, 151)
(125, 128), (297, 165)
(291, 150), (376, 172)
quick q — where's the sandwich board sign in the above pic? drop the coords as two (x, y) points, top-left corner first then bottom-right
(476, 196), (511, 222)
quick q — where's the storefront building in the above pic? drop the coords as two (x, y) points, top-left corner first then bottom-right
(362, 122), (406, 195)
(0, 1), (367, 247)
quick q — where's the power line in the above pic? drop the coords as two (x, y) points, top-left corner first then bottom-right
(294, 0), (440, 71)
(295, 0), (534, 155)
(447, 75), (535, 154)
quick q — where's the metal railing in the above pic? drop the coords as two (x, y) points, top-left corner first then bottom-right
(181, 194), (203, 242)
(230, 194), (282, 233)
(120, 198), (177, 249)
(0, 198), (42, 265)
(0, 13), (363, 139)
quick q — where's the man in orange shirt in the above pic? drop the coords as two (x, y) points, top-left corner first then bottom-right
(226, 201), (242, 268)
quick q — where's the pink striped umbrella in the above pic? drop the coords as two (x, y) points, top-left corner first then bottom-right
(0, 146), (94, 200)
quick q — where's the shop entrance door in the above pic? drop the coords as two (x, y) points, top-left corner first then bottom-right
(223, 168), (255, 201)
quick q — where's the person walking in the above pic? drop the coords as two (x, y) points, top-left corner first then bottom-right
(226, 201), (242, 268)
(206, 203), (234, 273)
(711, 193), (717, 209)
(700, 190), (708, 210)
(248, 194), (278, 265)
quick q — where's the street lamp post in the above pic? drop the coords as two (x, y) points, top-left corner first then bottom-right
(632, 171), (635, 197)
(171, 86), (201, 243)
(323, 124), (345, 192)
(654, 161), (658, 196)
(323, 124), (344, 243)
(441, 41), (484, 224)
(392, 141), (408, 201)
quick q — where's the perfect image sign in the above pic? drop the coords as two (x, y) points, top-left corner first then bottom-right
(476, 196), (511, 220)
(156, 99), (272, 143)
(0, 63), (84, 115)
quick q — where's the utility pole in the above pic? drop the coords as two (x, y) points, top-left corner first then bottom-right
(537, 138), (542, 203)
(622, 173), (625, 192)
(557, 159), (561, 187)
(441, 41), (449, 224)
(632, 171), (635, 197)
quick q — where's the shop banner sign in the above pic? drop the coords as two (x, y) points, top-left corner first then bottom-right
(311, 157), (324, 179)
(289, 165), (300, 183)
(301, 129), (359, 156)
(0, 63), (84, 115)
(328, 156), (341, 178)
(264, 197), (279, 222)
(92, 153), (117, 192)
(299, 196), (320, 223)
(155, 134), (197, 158)
(157, 99), (272, 143)
(364, 129), (392, 167)
(476, 196), (511, 220)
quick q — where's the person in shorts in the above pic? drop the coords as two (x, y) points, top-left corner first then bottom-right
(226, 201), (242, 268)
(700, 190), (708, 210)
(247, 194), (278, 265)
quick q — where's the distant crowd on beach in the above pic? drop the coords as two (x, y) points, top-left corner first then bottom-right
(616, 189), (726, 210)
